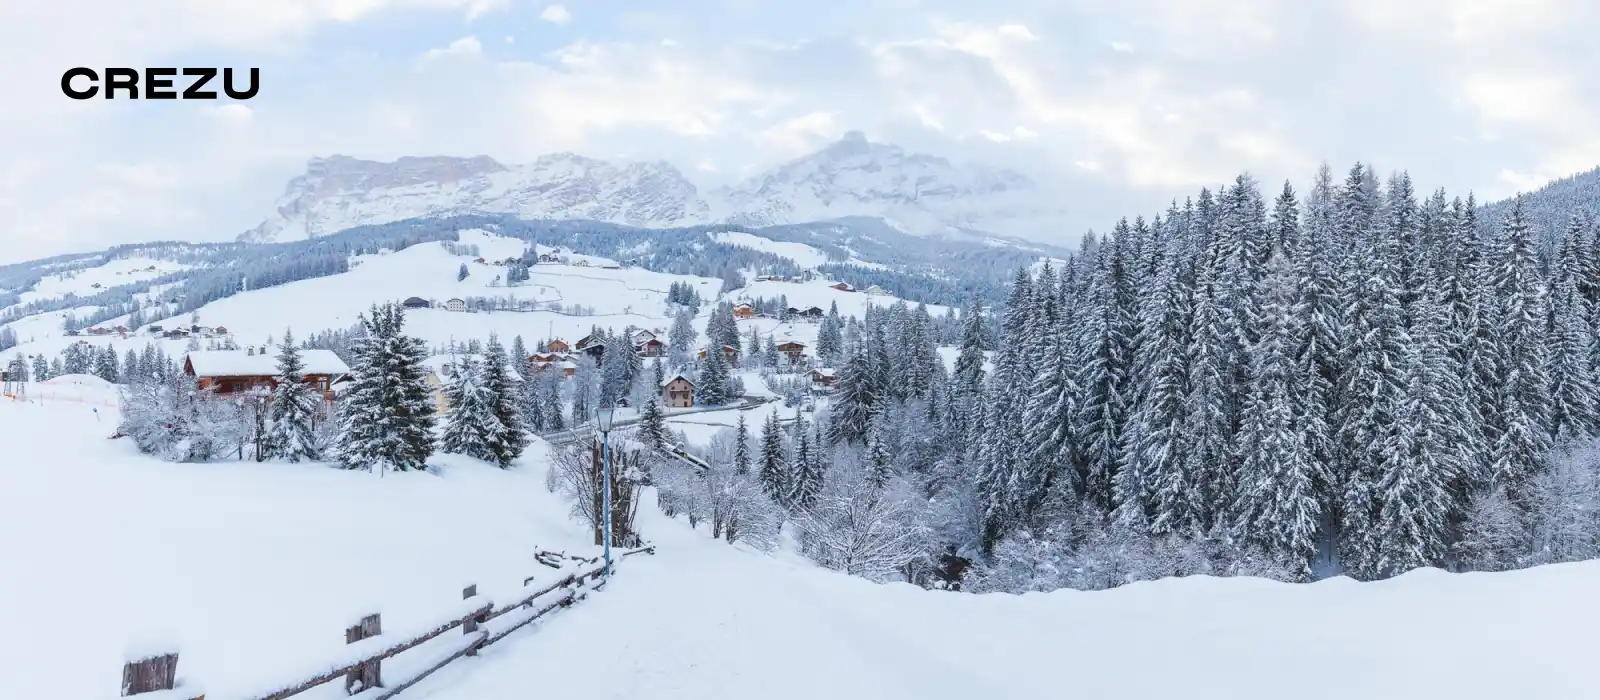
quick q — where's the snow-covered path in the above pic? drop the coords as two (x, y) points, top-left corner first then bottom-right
(406, 507), (997, 700)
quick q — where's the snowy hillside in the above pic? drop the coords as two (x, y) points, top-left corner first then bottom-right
(238, 133), (1070, 246)
(3, 391), (1597, 700)
(0, 230), (721, 364)
(0, 229), (958, 371)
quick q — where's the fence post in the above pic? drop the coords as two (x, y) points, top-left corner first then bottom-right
(462, 585), (483, 657)
(122, 652), (202, 698)
(344, 613), (383, 694)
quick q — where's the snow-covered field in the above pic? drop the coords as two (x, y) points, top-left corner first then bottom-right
(711, 231), (833, 269)
(4, 380), (1599, 700)
(0, 387), (597, 700)
(17, 256), (191, 305)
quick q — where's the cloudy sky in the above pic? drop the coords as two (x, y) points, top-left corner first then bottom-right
(1, 0), (1597, 264)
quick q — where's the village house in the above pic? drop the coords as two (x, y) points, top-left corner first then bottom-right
(183, 349), (350, 400)
(864, 285), (890, 296)
(574, 333), (608, 361)
(546, 339), (570, 353)
(661, 374), (695, 409)
(573, 259), (591, 267)
(808, 367), (838, 390)
(444, 298), (467, 313)
(473, 257), (486, 263)
(402, 296), (431, 309)
(696, 344), (740, 364)
(538, 253), (561, 263)
(775, 341), (807, 363)
(733, 303), (755, 319)
(636, 337), (666, 357)
(829, 282), (855, 292)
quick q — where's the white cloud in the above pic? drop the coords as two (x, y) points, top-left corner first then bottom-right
(206, 104), (256, 125)
(421, 35), (484, 61)
(758, 112), (842, 157)
(3, 0), (1600, 262)
(539, 4), (572, 24)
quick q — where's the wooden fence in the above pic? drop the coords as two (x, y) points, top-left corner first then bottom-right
(119, 545), (656, 700)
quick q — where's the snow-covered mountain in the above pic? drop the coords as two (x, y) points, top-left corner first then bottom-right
(241, 153), (710, 242)
(239, 132), (1063, 244)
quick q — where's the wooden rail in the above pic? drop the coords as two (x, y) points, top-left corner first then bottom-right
(119, 545), (656, 700)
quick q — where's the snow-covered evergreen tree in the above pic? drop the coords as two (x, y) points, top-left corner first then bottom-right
(334, 303), (436, 473)
(479, 334), (526, 467)
(263, 329), (322, 462)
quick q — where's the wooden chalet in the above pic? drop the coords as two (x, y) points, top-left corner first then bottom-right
(183, 349), (350, 399)
(662, 374), (695, 408)
(402, 296), (431, 309)
(574, 333), (609, 360)
(775, 341), (806, 363)
(807, 367), (838, 389)
(546, 339), (571, 353)
(733, 303), (755, 319)
(636, 337), (666, 357)
(697, 344), (739, 363)
(829, 282), (855, 292)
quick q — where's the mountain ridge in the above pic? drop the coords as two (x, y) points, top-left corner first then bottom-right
(239, 132), (1067, 246)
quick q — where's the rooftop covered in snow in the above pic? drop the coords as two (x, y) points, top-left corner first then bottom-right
(184, 349), (350, 378)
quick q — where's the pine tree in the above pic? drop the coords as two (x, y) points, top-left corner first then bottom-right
(480, 334), (526, 467)
(865, 410), (893, 488)
(1233, 249), (1321, 575)
(1126, 233), (1199, 535)
(788, 413), (823, 511)
(122, 349), (141, 384)
(758, 411), (788, 506)
(32, 354), (48, 381)
(439, 355), (504, 462)
(817, 302), (844, 365)
(1545, 215), (1599, 443)
(698, 344), (731, 405)
(1334, 186), (1409, 579)
(1486, 197), (1552, 505)
(263, 329), (322, 462)
(639, 397), (668, 452)
(829, 344), (877, 445)
(1371, 288), (1458, 576)
(1076, 231), (1136, 512)
(334, 303), (437, 473)
(733, 414), (752, 476)
(458, 263), (469, 281)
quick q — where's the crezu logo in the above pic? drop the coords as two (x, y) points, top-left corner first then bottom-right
(61, 68), (259, 100)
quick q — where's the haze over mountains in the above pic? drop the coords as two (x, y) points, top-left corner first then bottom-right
(239, 131), (1074, 245)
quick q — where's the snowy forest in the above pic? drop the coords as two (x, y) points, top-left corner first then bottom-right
(646, 162), (1600, 592)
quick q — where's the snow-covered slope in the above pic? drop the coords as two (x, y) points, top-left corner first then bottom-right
(7, 382), (1598, 700)
(239, 133), (1067, 245)
(0, 391), (599, 700)
(0, 230), (717, 365)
